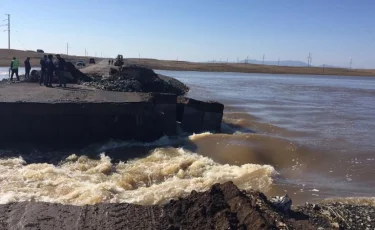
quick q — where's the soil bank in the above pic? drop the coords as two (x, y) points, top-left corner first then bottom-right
(0, 182), (373, 229)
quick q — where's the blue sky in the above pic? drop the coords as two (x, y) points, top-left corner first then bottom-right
(1, 0), (374, 68)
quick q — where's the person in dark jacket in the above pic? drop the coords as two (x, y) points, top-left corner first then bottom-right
(39, 55), (47, 86)
(45, 54), (55, 87)
(54, 54), (66, 87)
(24, 57), (31, 80)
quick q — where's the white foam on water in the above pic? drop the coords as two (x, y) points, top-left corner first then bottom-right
(322, 197), (375, 207)
(0, 147), (276, 206)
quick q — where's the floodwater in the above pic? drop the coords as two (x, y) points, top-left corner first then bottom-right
(0, 69), (375, 206)
(0, 67), (39, 80)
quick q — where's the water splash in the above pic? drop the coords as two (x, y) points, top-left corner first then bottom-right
(0, 148), (276, 206)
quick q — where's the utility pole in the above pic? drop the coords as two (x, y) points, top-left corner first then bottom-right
(237, 57), (239, 63)
(262, 54), (265, 65)
(278, 58), (280, 66)
(246, 56), (249, 64)
(307, 53), (312, 66)
(95, 52), (97, 57)
(1, 14), (11, 49)
(350, 59), (352, 69)
(101, 52), (102, 58)
(66, 43), (69, 55)
(85, 49), (86, 57)
(6, 14), (10, 49)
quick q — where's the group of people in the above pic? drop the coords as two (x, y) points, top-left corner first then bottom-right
(39, 54), (67, 88)
(9, 57), (31, 81)
(108, 59), (114, 65)
(9, 55), (67, 88)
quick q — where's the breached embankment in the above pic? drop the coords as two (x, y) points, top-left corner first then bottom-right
(1, 63), (375, 229)
(0, 63), (224, 145)
(0, 181), (374, 229)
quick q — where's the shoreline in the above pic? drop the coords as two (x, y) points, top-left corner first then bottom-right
(126, 58), (375, 77)
(1, 49), (375, 77)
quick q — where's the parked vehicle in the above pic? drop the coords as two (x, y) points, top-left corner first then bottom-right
(114, 54), (124, 66)
(76, 60), (86, 67)
(89, 58), (95, 64)
(37, 49), (44, 53)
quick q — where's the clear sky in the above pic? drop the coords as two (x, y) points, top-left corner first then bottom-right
(1, 0), (374, 68)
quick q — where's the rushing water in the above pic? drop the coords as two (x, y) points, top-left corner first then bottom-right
(0, 69), (374, 206)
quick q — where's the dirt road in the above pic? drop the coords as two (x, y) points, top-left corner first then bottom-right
(80, 59), (114, 76)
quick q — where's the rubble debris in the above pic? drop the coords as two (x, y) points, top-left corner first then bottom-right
(83, 65), (189, 95)
(297, 202), (375, 230)
(270, 195), (292, 212)
(64, 62), (93, 82)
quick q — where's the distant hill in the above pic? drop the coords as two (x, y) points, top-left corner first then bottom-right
(0, 49), (100, 67)
(318, 64), (346, 68)
(208, 59), (310, 67)
(244, 59), (309, 67)
(209, 59), (354, 68)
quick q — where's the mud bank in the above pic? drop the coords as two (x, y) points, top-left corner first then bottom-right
(0, 182), (372, 229)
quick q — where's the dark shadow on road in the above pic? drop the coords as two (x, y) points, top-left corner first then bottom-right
(57, 86), (93, 92)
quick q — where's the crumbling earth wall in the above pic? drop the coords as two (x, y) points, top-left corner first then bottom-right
(0, 94), (177, 146)
(0, 182), (340, 230)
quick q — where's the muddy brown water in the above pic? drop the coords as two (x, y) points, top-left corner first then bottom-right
(0, 69), (374, 206)
(155, 70), (375, 205)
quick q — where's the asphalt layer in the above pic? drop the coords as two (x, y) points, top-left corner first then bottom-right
(0, 82), (147, 103)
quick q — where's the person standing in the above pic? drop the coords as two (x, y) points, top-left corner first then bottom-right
(24, 57), (31, 80)
(45, 54), (55, 87)
(10, 57), (20, 81)
(55, 54), (66, 87)
(40, 55), (47, 86)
